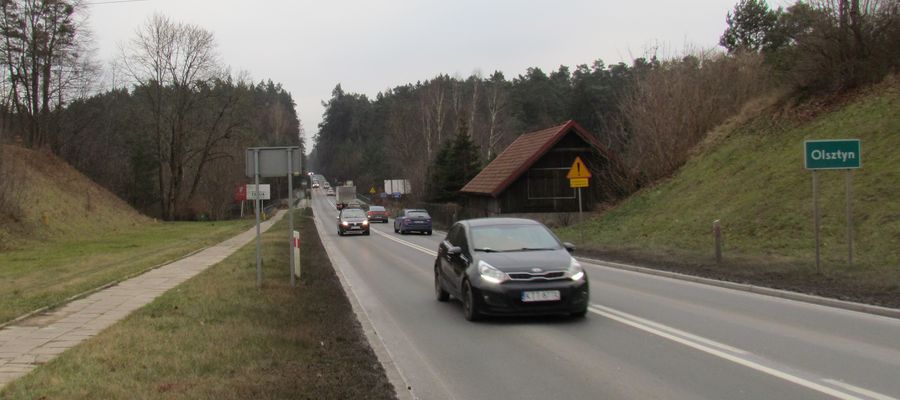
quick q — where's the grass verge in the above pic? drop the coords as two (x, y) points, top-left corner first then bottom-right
(0, 208), (396, 399)
(0, 219), (254, 324)
(556, 80), (900, 307)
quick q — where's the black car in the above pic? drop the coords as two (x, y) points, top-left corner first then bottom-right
(434, 218), (589, 321)
(337, 208), (370, 236)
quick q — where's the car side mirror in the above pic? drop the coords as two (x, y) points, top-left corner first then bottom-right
(447, 246), (462, 256)
(563, 242), (575, 253)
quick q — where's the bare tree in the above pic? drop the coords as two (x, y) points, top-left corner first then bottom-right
(621, 49), (770, 182)
(418, 76), (448, 160)
(0, 0), (95, 149)
(121, 14), (221, 220)
(484, 72), (510, 159)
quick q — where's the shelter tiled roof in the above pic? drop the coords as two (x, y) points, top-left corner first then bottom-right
(461, 120), (610, 197)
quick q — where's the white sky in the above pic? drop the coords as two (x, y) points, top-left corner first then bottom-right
(86, 0), (750, 150)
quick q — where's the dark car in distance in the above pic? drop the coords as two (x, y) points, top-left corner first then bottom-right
(434, 218), (589, 321)
(337, 208), (370, 236)
(367, 205), (389, 223)
(394, 209), (432, 235)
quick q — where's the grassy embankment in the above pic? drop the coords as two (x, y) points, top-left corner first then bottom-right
(557, 81), (900, 306)
(1, 209), (396, 399)
(0, 220), (253, 324)
(0, 145), (254, 323)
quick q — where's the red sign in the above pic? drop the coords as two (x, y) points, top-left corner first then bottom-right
(234, 185), (247, 202)
(292, 237), (301, 248)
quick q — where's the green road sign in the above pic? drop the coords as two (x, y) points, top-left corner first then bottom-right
(804, 139), (861, 170)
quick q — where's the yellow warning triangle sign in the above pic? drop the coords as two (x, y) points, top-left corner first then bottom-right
(566, 156), (592, 179)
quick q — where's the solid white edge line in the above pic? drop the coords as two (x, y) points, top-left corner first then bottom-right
(312, 194), (417, 400)
(588, 306), (863, 400)
(822, 379), (898, 400)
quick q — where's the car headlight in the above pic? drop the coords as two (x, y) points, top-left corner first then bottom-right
(478, 260), (509, 284)
(362, 220), (369, 225)
(566, 258), (585, 281)
(341, 221), (349, 226)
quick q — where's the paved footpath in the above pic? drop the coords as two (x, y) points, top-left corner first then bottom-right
(0, 210), (286, 388)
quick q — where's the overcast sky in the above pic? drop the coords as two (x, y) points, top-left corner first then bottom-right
(86, 0), (761, 151)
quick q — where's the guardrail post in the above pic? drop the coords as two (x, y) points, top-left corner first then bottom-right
(713, 219), (723, 264)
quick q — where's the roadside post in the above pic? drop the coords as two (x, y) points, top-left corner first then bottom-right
(713, 220), (723, 264)
(292, 230), (301, 280)
(804, 139), (861, 273)
(287, 147), (295, 287)
(567, 156), (591, 244)
(245, 182), (270, 287)
(246, 146), (302, 288)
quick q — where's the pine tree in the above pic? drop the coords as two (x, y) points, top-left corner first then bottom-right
(426, 119), (482, 203)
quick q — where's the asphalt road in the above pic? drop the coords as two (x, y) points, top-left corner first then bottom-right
(312, 192), (900, 400)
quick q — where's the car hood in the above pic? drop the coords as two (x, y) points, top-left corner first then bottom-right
(477, 249), (571, 273)
(341, 217), (367, 222)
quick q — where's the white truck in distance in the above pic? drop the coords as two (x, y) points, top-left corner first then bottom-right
(336, 186), (357, 209)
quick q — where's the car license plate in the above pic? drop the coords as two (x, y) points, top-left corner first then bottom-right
(521, 290), (560, 302)
(350, 226), (361, 230)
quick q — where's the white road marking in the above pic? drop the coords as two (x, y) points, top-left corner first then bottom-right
(372, 229), (438, 257)
(822, 379), (898, 400)
(589, 306), (869, 400)
(592, 304), (748, 355)
(314, 194), (895, 400)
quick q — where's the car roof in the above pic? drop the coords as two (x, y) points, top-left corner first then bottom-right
(369, 206), (385, 210)
(460, 218), (544, 227)
(405, 208), (428, 212)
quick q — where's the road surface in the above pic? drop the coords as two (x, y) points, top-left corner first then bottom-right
(311, 191), (900, 400)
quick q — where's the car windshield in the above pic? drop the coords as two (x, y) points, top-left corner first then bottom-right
(471, 224), (561, 252)
(369, 206), (385, 211)
(408, 211), (430, 218)
(342, 209), (366, 218)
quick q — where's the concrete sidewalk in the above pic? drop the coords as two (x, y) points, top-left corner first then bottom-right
(0, 210), (286, 388)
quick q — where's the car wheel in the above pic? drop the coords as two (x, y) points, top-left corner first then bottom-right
(364, 230), (370, 236)
(400, 230), (406, 235)
(462, 280), (481, 321)
(426, 230), (432, 235)
(337, 230), (343, 236)
(394, 226), (399, 233)
(435, 267), (450, 302)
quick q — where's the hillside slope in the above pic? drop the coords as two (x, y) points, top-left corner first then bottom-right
(558, 79), (899, 306)
(0, 145), (151, 250)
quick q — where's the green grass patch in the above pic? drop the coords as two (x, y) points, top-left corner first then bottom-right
(557, 82), (900, 306)
(1, 210), (395, 399)
(0, 219), (253, 324)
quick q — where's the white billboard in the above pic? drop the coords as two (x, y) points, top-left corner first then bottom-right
(384, 179), (411, 194)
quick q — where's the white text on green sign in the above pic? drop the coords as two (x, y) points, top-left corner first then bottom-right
(804, 139), (861, 170)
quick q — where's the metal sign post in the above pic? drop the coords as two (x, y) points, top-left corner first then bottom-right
(287, 148), (295, 287)
(804, 139), (861, 272)
(812, 170), (821, 274)
(846, 170), (853, 267)
(567, 156), (592, 245)
(577, 187), (583, 243)
(254, 150), (262, 287)
(245, 146), (302, 288)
